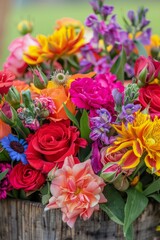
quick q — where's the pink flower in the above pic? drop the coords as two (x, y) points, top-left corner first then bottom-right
(45, 156), (107, 227)
(0, 163), (13, 199)
(3, 34), (39, 77)
(70, 73), (124, 112)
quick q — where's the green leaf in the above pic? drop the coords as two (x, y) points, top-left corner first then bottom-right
(100, 185), (125, 225)
(149, 194), (160, 203)
(0, 146), (10, 162)
(125, 225), (134, 240)
(124, 188), (148, 237)
(111, 47), (126, 82)
(63, 103), (79, 128)
(143, 178), (160, 196)
(80, 110), (90, 141)
(40, 182), (51, 205)
(0, 169), (8, 181)
(134, 39), (147, 57)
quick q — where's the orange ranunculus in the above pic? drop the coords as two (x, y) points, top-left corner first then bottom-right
(55, 17), (84, 30)
(30, 81), (75, 121)
(12, 80), (29, 92)
(0, 119), (11, 139)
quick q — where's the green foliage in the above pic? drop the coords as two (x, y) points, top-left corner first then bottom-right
(80, 110), (91, 141)
(123, 188), (148, 237)
(100, 185), (125, 225)
(63, 103), (79, 128)
(143, 178), (160, 196)
(111, 47), (126, 82)
(0, 169), (8, 181)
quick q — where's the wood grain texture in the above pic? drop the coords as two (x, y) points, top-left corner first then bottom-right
(0, 199), (160, 240)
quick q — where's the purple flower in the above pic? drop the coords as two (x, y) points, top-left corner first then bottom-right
(128, 10), (136, 25)
(100, 5), (114, 19)
(118, 103), (141, 122)
(0, 163), (13, 199)
(94, 57), (111, 74)
(85, 14), (98, 28)
(112, 88), (123, 106)
(125, 63), (134, 78)
(89, 108), (112, 144)
(137, 28), (152, 45)
(91, 141), (103, 173)
(90, 0), (100, 13)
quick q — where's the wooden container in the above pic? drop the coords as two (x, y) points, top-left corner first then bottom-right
(0, 199), (160, 240)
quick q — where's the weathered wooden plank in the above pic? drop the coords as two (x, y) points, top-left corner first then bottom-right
(0, 199), (160, 240)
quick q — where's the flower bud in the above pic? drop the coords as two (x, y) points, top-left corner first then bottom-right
(113, 175), (129, 191)
(17, 20), (33, 35)
(0, 102), (29, 138)
(4, 86), (21, 109)
(0, 102), (17, 125)
(33, 68), (48, 89)
(100, 162), (122, 183)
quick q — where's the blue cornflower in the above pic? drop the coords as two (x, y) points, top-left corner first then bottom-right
(1, 134), (28, 164)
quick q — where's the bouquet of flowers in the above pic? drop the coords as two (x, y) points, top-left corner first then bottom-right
(0, 0), (160, 239)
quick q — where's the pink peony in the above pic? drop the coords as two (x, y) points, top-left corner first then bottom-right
(45, 156), (107, 228)
(3, 34), (39, 77)
(70, 73), (124, 112)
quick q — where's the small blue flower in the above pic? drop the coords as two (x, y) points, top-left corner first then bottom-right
(1, 134), (28, 164)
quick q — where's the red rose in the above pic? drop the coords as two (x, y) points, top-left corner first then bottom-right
(25, 121), (87, 173)
(9, 162), (46, 192)
(139, 84), (160, 118)
(0, 70), (15, 95)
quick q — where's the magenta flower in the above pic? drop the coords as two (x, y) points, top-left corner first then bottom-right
(70, 73), (124, 112)
(0, 163), (13, 199)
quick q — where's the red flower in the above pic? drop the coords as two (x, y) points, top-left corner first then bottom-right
(25, 121), (87, 173)
(134, 56), (160, 85)
(139, 84), (160, 118)
(9, 162), (46, 192)
(0, 70), (15, 95)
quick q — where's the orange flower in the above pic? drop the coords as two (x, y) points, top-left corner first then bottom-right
(55, 17), (84, 30)
(0, 119), (11, 139)
(12, 80), (29, 92)
(23, 25), (85, 65)
(45, 156), (107, 228)
(30, 81), (75, 121)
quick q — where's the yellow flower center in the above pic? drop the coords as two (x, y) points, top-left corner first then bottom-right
(75, 187), (81, 195)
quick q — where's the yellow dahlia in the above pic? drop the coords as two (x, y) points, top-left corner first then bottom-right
(23, 26), (85, 65)
(107, 112), (150, 169)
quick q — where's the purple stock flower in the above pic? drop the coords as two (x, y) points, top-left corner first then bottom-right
(125, 63), (134, 78)
(0, 163), (13, 199)
(90, 0), (100, 13)
(118, 103), (141, 122)
(137, 28), (152, 45)
(140, 17), (150, 29)
(94, 57), (111, 74)
(85, 14), (98, 28)
(128, 10), (136, 25)
(112, 88), (123, 106)
(100, 5), (114, 19)
(89, 108), (112, 144)
(91, 141), (103, 173)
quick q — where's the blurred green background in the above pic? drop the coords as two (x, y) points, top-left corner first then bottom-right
(1, 0), (160, 68)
